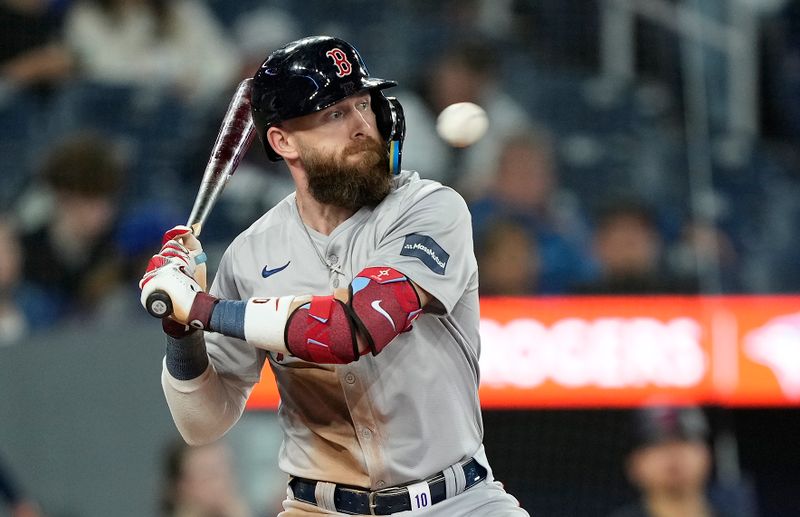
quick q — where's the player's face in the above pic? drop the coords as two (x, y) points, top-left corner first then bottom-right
(294, 93), (391, 209)
(176, 442), (241, 513)
(627, 440), (711, 496)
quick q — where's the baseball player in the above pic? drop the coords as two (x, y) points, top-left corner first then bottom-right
(139, 36), (529, 516)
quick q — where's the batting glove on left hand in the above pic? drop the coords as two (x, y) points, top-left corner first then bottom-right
(139, 255), (218, 329)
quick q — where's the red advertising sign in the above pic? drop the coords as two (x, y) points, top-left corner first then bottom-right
(246, 296), (800, 409)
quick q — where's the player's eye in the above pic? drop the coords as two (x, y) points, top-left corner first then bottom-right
(357, 100), (369, 111)
(329, 110), (344, 120)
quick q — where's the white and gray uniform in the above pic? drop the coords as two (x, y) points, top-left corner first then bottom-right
(162, 171), (528, 515)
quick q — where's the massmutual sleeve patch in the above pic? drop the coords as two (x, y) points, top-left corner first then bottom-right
(400, 234), (449, 275)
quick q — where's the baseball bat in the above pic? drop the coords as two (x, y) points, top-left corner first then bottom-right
(145, 78), (256, 318)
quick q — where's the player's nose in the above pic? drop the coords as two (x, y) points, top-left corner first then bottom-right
(350, 109), (373, 139)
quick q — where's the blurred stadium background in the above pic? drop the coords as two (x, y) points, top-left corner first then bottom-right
(1, 0), (799, 515)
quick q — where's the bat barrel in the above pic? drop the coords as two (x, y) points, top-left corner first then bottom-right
(186, 78), (256, 235)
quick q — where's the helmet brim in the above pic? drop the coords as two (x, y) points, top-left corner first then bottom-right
(361, 77), (397, 90)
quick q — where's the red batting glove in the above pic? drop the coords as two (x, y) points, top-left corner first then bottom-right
(162, 225), (207, 290)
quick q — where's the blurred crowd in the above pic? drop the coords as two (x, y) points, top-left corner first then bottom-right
(2, 0), (800, 345)
(1, 1), (795, 515)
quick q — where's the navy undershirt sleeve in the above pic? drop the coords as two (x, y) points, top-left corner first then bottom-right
(165, 332), (209, 380)
(165, 301), (249, 380)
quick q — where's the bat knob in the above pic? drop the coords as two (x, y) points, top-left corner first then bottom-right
(146, 291), (173, 318)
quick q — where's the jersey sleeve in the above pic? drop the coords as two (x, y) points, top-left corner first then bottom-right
(367, 183), (478, 314)
(206, 244), (269, 383)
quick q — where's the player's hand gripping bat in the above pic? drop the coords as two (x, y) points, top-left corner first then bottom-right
(145, 78), (255, 318)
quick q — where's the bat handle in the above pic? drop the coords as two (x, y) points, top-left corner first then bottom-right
(146, 290), (173, 318)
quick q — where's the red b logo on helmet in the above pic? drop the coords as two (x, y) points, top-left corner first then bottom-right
(326, 48), (352, 78)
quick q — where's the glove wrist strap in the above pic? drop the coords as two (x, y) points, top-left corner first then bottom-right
(188, 292), (220, 330)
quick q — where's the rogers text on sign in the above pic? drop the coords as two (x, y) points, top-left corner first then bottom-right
(479, 316), (707, 389)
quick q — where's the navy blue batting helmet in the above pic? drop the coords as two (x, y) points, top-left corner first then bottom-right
(250, 36), (405, 174)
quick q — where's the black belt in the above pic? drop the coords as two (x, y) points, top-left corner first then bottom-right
(289, 458), (487, 515)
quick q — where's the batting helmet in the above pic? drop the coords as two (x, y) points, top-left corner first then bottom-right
(250, 36), (406, 174)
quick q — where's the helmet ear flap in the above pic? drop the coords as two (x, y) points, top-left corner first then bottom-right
(371, 92), (405, 175)
(255, 123), (283, 162)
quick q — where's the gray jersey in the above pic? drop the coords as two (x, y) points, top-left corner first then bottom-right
(207, 170), (483, 489)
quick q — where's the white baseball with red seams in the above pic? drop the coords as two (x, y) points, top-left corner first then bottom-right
(436, 102), (489, 148)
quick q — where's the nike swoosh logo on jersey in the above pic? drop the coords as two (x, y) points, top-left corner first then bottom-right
(261, 261), (291, 278)
(370, 300), (396, 331)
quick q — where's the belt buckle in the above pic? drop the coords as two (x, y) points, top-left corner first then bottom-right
(367, 490), (378, 515)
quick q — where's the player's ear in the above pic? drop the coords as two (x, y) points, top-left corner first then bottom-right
(266, 126), (299, 160)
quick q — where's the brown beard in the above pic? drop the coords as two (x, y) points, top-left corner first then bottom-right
(300, 137), (391, 210)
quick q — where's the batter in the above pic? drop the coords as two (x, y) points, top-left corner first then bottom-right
(140, 36), (529, 517)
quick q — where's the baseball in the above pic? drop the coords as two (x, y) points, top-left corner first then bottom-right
(436, 102), (489, 148)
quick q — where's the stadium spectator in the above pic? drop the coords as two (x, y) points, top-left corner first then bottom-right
(0, 0), (73, 93)
(761, 0), (800, 143)
(64, 0), (239, 104)
(0, 452), (42, 517)
(572, 196), (698, 294)
(88, 201), (182, 323)
(668, 219), (741, 293)
(19, 132), (126, 322)
(399, 38), (532, 191)
(160, 438), (251, 517)
(470, 129), (593, 293)
(0, 216), (58, 342)
(475, 219), (540, 295)
(608, 405), (757, 517)
(0, 218), (29, 344)
(231, 6), (300, 81)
